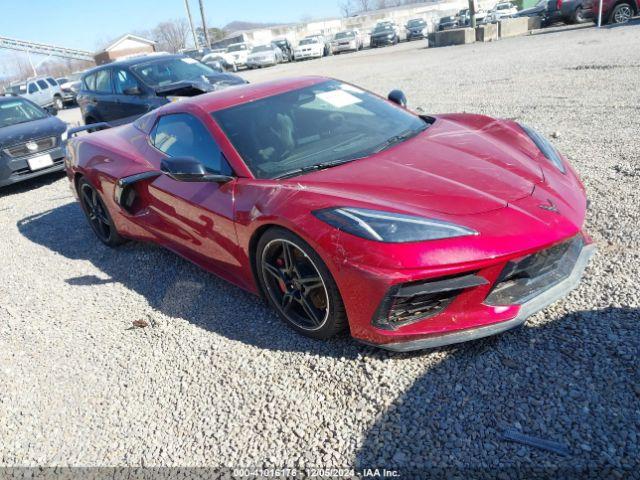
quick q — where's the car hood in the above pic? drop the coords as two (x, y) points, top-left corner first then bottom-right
(515, 6), (544, 15)
(0, 116), (66, 149)
(155, 74), (246, 96)
(290, 115), (547, 216)
(371, 30), (395, 37)
(248, 51), (275, 59)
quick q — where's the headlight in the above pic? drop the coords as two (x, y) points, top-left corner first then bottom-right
(313, 207), (477, 243)
(387, 34), (394, 38)
(61, 130), (68, 142)
(518, 123), (566, 174)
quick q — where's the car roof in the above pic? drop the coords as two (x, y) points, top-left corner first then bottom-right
(82, 54), (186, 76)
(172, 76), (330, 113)
(0, 95), (34, 104)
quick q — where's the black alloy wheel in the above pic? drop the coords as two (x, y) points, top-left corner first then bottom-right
(78, 178), (125, 247)
(256, 228), (347, 340)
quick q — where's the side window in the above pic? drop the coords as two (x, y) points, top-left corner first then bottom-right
(46, 77), (57, 87)
(84, 73), (96, 91)
(95, 69), (113, 94)
(113, 69), (140, 94)
(37, 79), (49, 90)
(151, 113), (232, 174)
(28, 83), (38, 94)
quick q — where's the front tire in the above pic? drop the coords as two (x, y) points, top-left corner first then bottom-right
(53, 96), (64, 110)
(256, 228), (347, 340)
(78, 178), (125, 247)
(611, 3), (633, 23)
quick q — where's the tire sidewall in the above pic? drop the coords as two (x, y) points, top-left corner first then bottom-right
(78, 178), (125, 247)
(611, 3), (632, 23)
(255, 227), (346, 340)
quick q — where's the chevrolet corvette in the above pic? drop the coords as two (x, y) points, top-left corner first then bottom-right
(64, 77), (594, 351)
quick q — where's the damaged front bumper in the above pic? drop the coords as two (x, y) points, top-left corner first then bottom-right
(371, 240), (596, 352)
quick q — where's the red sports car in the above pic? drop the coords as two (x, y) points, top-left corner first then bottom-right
(64, 77), (595, 351)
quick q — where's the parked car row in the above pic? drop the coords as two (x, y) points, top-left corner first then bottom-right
(454, 0), (637, 27)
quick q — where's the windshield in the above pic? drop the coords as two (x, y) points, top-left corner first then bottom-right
(227, 44), (247, 52)
(212, 80), (427, 179)
(374, 25), (393, 32)
(299, 38), (318, 45)
(131, 57), (216, 87)
(251, 45), (273, 53)
(335, 32), (355, 39)
(0, 99), (47, 128)
(407, 19), (426, 26)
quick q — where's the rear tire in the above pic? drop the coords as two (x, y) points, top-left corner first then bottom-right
(78, 178), (126, 247)
(256, 228), (347, 340)
(572, 6), (589, 23)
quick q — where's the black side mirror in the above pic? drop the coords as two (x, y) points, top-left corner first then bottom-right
(46, 106), (59, 116)
(160, 157), (233, 183)
(123, 86), (141, 96)
(388, 89), (407, 108)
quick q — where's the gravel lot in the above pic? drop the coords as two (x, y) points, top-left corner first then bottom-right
(1, 23), (639, 476)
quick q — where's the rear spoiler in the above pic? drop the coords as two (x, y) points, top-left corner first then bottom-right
(67, 122), (112, 139)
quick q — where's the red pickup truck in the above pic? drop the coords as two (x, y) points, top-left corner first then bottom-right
(585, 0), (639, 23)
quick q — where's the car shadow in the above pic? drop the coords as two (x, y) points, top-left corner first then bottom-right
(16, 201), (378, 358)
(0, 170), (66, 198)
(601, 17), (640, 28)
(355, 306), (639, 475)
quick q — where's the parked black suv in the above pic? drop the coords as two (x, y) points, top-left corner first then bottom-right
(77, 54), (247, 126)
(370, 24), (400, 47)
(0, 95), (67, 188)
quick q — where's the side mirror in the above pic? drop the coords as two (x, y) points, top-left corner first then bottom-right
(160, 157), (233, 183)
(46, 106), (59, 116)
(123, 86), (141, 96)
(388, 89), (407, 108)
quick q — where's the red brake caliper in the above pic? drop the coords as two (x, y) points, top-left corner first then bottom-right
(276, 258), (286, 292)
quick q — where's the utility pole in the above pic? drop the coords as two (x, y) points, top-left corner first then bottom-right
(198, 0), (211, 48)
(468, 0), (477, 29)
(184, 0), (200, 48)
(597, 0), (603, 26)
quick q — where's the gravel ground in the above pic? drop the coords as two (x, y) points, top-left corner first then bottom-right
(1, 23), (639, 477)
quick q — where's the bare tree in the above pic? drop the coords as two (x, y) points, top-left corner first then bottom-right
(357, 0), (373, 11)
(152, 19), (190, 53)
(338, 0), (354, 16)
